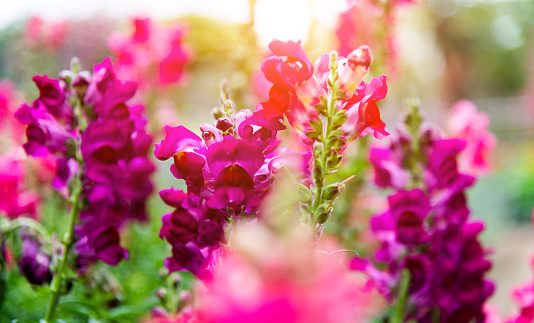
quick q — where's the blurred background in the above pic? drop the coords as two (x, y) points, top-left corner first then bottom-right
(1, 0), (534, 320)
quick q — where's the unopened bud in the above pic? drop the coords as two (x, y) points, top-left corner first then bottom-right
(212, 107), (224, 120)
(323, 183), (344, 200)
(58, 70), (73, 84)
(158, 267), (169, 279)
(315, 205), (333, 224)
(70, 56), (81, 74)
(179, 290), (191, 303)
(155, 288), (168, 302)
(219, 79), (231, 102)
(338, 45), (372, 99)
(71, 71), (91, 100)
(222, 100), (234, 115)
(297, 183), (312, 203)
(171, 273), (182, 289)
(329, 50), (339, 71)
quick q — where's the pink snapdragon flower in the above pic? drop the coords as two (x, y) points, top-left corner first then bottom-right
(16, 58), (155, 268)
(108, 17), (189, 90)
(447, 100), (497, 176)
(260, 39), (388, 146)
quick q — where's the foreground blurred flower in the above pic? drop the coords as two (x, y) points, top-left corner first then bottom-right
(195, 223), (376, 323)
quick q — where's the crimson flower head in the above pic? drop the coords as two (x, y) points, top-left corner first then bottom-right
(262, 40), (313, 92)
(206, 136), (264, 212)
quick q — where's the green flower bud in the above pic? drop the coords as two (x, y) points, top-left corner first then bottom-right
(315, 206), (333, 224)
(297, 183), (312, 203)
(323, 183), (345, 200)
(332, 110), (348, 128)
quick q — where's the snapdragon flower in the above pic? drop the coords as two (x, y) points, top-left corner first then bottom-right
(359, 107), (494, 322)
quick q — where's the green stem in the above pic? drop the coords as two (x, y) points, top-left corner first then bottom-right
(44, 177), (82, 322)
(0, 217), (51, 246)
(310, 86), (336, 232)
(391, 269), (411, 323)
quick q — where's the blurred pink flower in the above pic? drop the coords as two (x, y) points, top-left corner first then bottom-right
(447, 100), (497, 176)
(25, 16), (67, 51)
(108, 17), (189, 90)
(0, 80), (25, 142)
(195, 224), (376, 323)
(0, 155), (39, 219)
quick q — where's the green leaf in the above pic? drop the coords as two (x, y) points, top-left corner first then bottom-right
(107, 304), (152, 319)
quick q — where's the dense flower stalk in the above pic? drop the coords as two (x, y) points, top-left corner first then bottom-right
(356, 105), (494, 322)
(15, 57), (154, 320)
(258, 39), (389, 237)
(155, 82), (291, 279)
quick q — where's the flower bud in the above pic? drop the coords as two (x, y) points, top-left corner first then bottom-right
(212, 107), (224, 120)
(315, 206), (333, 224)
(179, 290), (191, 303)
(222, 100), (234, 115)
(70, 56), (81, 74)
(171, 272), (182, 289)
(159, 267), (169, 279)
(297, 183), (312, 203)
(323, 183), (345, 200)
(338, 45), (372, 99)
(155, 287), (168, 302)
(71, 71), (91, 100)
(332, 110), (348, 128)
(219, 78), (231, 103)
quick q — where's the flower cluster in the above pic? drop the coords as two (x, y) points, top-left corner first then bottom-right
(447, 99), (497, 176)
(358, 117), (494, 322)
(108, 17), (189, 90)
(15, 58), (154, 268)
(75, 59), (155, 267)
(259, 40), (388, 146)
(155, 99), (292, 278)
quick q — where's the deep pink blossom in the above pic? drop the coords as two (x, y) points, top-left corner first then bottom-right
(341, 76), (389, 142)
(259, 40), (387, 146)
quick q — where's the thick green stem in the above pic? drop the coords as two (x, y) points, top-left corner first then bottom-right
(44, 177), (82, 322)
(391, 269), (411, 323)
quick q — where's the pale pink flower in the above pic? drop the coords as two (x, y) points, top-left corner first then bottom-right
(448, 100), (497, 175)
